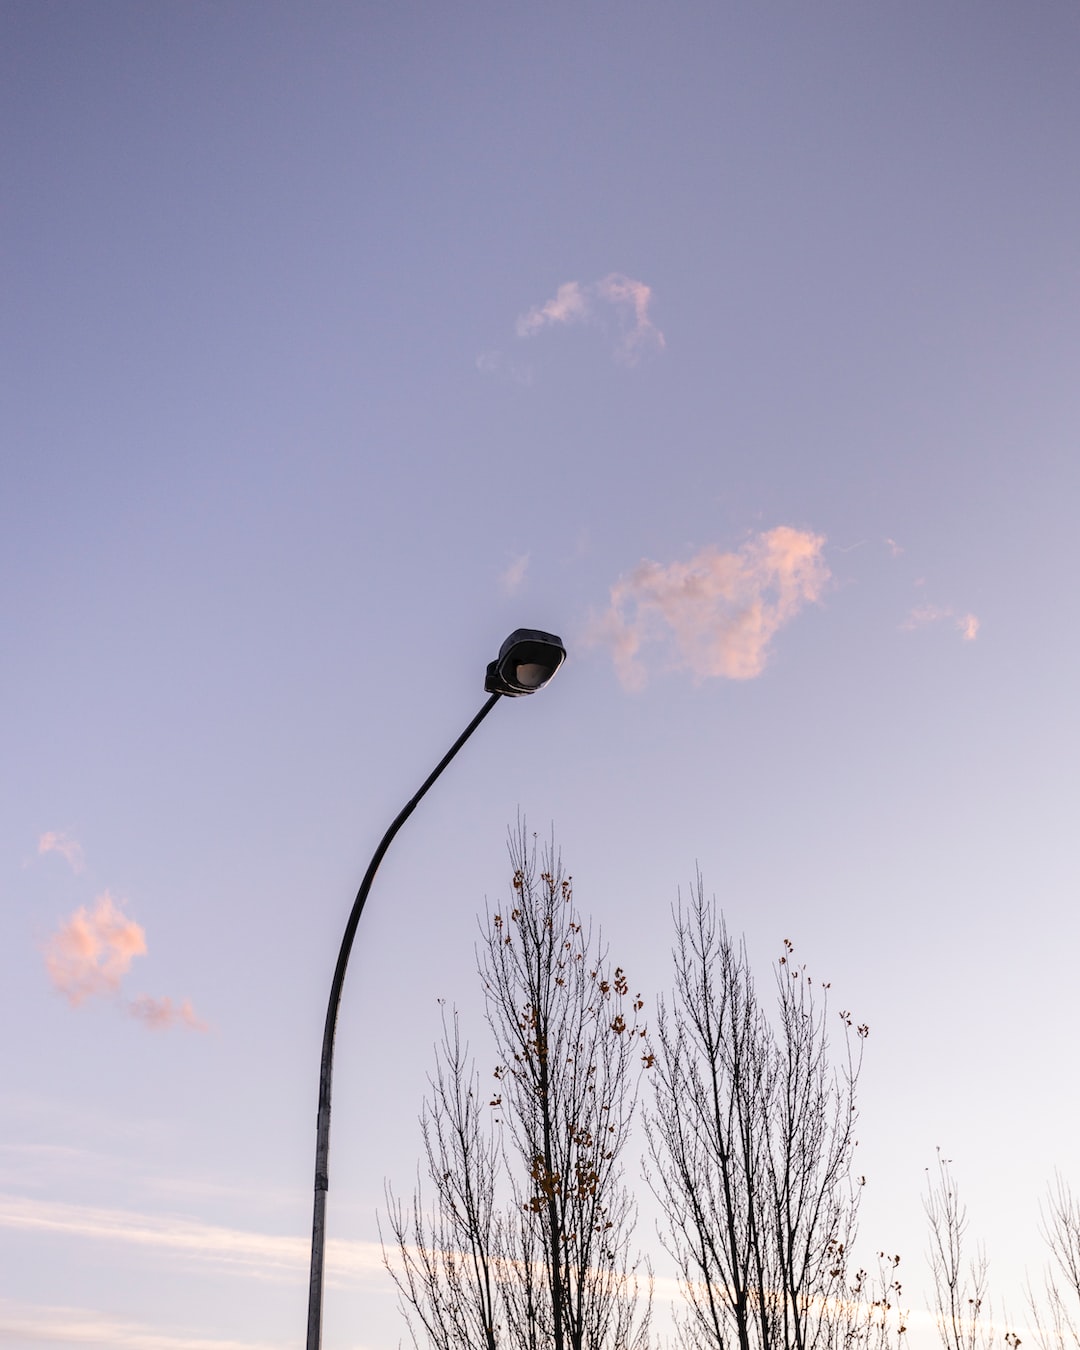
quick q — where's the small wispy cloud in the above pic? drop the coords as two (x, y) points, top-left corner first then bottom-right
(885, 537), (904, 558)
(589, 526), (830, 691)
(0, 1193), (383, 1288)
(499, 553), (529, 596)
(129, 995), (208, 1033)
(38, 831), (85, 874)
(0, 1297), (286, 1350)
(42, 893), (145, 1007)
(41, 894), (206, 1031)
(514, 273), (665, 364)
(0, 1142), (300, 1211)
(475, 349), (533, 385)
(902, 604), (980, 641)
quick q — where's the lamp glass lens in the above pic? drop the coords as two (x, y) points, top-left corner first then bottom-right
(515, 662), (548, 689)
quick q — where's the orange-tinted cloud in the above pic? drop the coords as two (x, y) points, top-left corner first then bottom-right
(128, 995), (207, 1033)
(590, 526), (830, 690)
(42, 893), (146, 1006)
(515, 273), (664, 364)
(37, 831), (85, 874)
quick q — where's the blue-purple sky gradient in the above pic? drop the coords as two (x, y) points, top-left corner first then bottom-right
(3, 4), (1079, 1346)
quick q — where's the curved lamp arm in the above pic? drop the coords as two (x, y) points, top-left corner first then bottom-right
(305, 690), (503, 1350)
(304, 627), (565, 1349)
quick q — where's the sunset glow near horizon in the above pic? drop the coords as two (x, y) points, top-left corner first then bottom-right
(4, 4), (1080, 1347)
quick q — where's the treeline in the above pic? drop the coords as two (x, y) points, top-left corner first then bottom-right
(382, 831), (1079, 1350)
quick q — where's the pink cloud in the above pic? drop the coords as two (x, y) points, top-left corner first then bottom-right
(590, 526), (830, 691)
(42, 892), (146, 1006)
(41, 893), (207, 1031)
(128, 994), (207, 1033)
(37, 831), (85, 874)
(514, 273), (664, 363)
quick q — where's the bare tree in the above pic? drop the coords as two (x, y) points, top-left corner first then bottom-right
(1028, 1173), (1080, 1350)
(836, 1253), (908, 1350)
(925, 1151), (994, 1350)
(385, 1012), (502, 1350)
(645, 878), (871, 1350)
(384, 829), (652, 1350)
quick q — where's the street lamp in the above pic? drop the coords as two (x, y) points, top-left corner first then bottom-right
(305, 628), (566, 1350)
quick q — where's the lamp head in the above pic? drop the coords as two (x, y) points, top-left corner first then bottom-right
(485, 629), (566, 697)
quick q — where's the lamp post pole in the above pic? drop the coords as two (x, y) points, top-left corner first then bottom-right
(304, 630), (565, 1350)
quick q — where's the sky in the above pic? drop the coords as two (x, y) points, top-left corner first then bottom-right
(3, 2), (1080, 1346)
